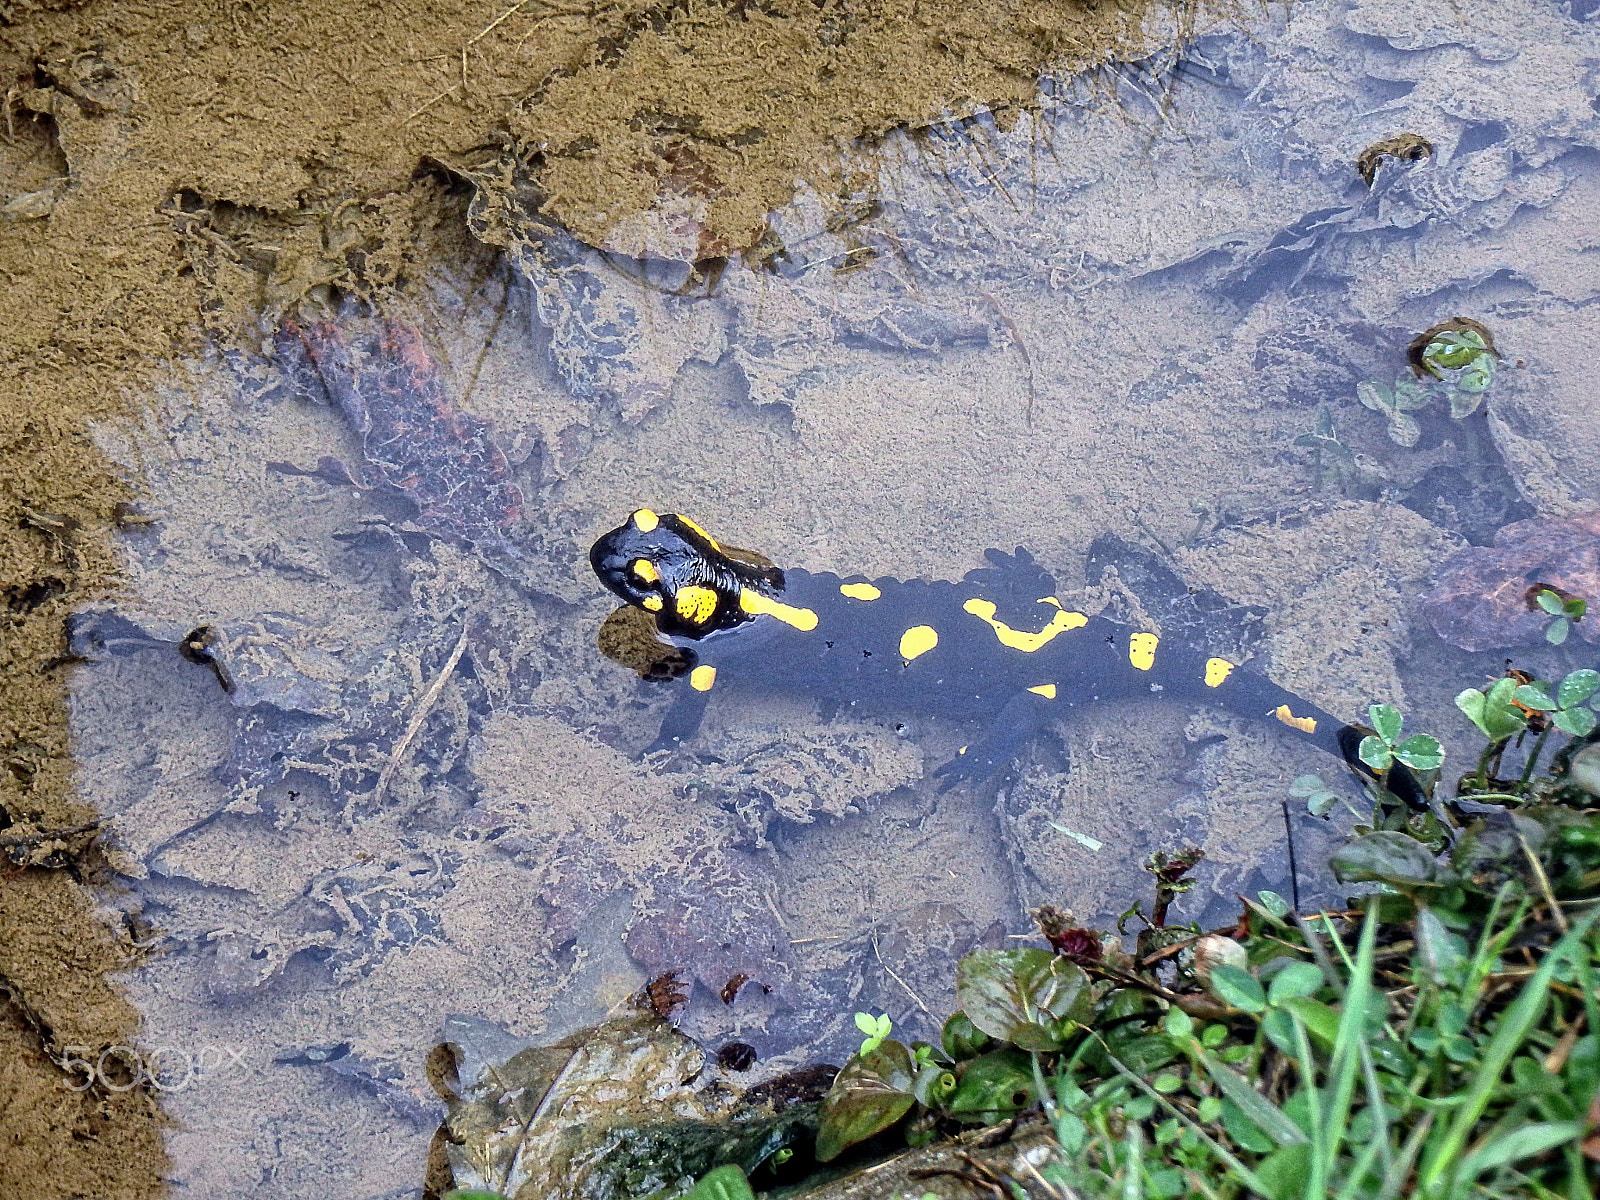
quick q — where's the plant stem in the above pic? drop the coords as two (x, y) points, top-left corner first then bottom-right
(1474, 741), (1498, 791)
(1516, 728), (1552, 795)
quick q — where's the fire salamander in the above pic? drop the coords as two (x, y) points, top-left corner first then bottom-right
(590, 509), (1420, 803)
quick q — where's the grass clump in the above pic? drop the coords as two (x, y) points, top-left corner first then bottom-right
(799, 661), (1600, 1199)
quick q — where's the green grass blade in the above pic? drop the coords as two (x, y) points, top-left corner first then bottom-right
(1332, 1128), (1388, 1200)
(1455, 1121), (1584, 1182)
(1356, 1040), (1396, 1179)
(1122, 1121), (1144, 1200)
(1377, 1110), (1434, 1200)
(1295, 911), (1347, 999)
(1322, 905), (1379, 1176)
(1102, 1046), (1276, 1198)
(1197, 1046), (1309, 1147)
(1288, 1011), (1328, 1199)
(1417, 907), (1600, 1196)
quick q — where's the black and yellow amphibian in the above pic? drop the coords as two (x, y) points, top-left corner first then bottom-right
(591, 510), (1412, 798)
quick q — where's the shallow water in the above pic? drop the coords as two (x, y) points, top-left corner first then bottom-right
(66, 0), (1600, 1193)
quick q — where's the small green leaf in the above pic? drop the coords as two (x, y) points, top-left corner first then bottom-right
(1535, 589), (1568, 616)
(1548, 616), (1571, 645)
(1255, 890), (1292, 919)
(1415, 906), (1466, 985)
(683, 1166), (757, 1200)
(1456, 681), (1527, 741)
(1554, 707), (1598, 737)
(1394, 734), (1444, 771)
(1199, 1049), (1308, 1147)
(1512, 683), (1558, 711)
(1358, 735), (1392, 771)
(939, 1012), (991, 1061)
(1220, 1099), (1276, 1153)
(1164, 1007), (1193, 1039)
(1266, 962), (1324, 1005)
(1457, 1121), (1585, 1181)
(1306, 790), (1339, 817)
(1287, 774), (1326, 798)
(1277, 997), (1341, 1049)
(1370, 703), (1404, 743)
(1208, 964), (1266, 1013)
(1558, 669), (1599, 708)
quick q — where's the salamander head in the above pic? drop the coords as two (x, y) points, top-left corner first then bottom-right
(590, 509), (785, 638)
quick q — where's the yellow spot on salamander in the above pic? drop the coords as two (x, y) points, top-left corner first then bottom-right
(632, 509), (659, 532)
(690, 665), (716, 691)
(642, 595), (663, 612)
(962, 597), (1088, 652)
(1128, 632), (1159, 671)
(1273, 704), (1317, 734)
(1204, 658), (1234, 688)
(1028, 684), (1057, 699)
(631, 559), (660, 583)
(899, 625), (939, 661)
(840, 582), (881, 601)
(675, 514), (721, 550)
(676, 585), (719, 625)
(737, 588), (819, 631)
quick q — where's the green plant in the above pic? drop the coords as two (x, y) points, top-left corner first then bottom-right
(1456, 669), (1600, 795)
(681, 1165), (755, 1200)
(1357, 377), (1432, 447)
(1534, 587), (1588, 646)
(854, 1012), (893, 1056)
(1355, 704), (1444, 774)
(1359, 321), (1501, 446)
(1294, 405), (1357, 490)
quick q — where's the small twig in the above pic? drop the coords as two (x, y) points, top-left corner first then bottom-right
(359, 611), (475, 819)
(1543, 1009), (1587, 1074)
(1139, 933), (1203, 968)
(404, 85), (460, 123)
(1518, 831), (1570, 934)
(873, 933), (931, 1016)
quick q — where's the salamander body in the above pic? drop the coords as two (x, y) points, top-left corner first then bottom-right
(591, 509), (1397, 794)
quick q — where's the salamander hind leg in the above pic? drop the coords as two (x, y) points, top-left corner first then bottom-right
(930, 689), (1056, 792)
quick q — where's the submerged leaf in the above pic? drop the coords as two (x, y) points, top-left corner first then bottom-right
(955, 948), (1093, 1051)
(1330, 831), (1442, 888)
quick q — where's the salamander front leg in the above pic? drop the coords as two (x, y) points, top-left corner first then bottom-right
(646, 685), (712, 755)
(931, 689), (1058, 792)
